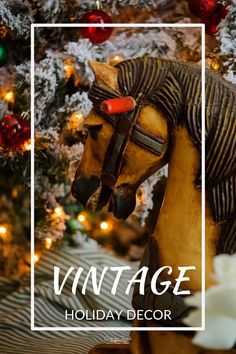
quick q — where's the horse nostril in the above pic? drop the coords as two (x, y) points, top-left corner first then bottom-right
(97, 184), (113, 209)
(71, 175), (100, 207)
(71, 180), (78, 199)
(113, 185), (137, 220)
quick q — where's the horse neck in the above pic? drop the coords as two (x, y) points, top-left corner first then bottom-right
(153, 124), (221, 292)
(157, 58), (201, 86)
(153, 59), (202, 134)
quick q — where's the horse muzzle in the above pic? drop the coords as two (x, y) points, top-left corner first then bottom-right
(110, 184), (137, 220)
(72, 177), (137, 219)
(72, 175), (112, 212)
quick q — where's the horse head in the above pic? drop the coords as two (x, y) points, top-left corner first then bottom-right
(72, 60), (169, 219)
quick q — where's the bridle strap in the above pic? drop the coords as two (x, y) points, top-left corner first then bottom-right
(96, 110), (166, 155)
(102, 105), (142, 188)
(131, 125), (165, 155)
(89, 83), (166, 189)
(101, 105), (166, 189)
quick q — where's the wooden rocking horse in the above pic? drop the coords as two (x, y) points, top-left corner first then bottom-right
(72, 57), (236, 354)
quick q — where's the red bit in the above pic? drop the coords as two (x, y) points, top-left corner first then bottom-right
(100, 97), (136, 115)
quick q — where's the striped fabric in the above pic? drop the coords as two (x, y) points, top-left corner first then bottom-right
(0, 248), (138, 354)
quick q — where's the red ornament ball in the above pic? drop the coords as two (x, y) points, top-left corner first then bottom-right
(201, 3), (230, 36)
(0, 114), (30, 149)
(217, 3), (229, 20)
(187, 0), (217, 19)
(79, 10), (112, 44)
(204, 15), (218, 35)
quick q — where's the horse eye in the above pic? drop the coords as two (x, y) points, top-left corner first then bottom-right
(85, 124), (103, 140)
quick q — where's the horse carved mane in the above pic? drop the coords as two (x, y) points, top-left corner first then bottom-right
(88, 56), (236, 255)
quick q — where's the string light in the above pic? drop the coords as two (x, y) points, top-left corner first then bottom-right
(67, 112), (84, 130)
(12, 188), (18, 198)
(3, 90), (14, 103)
(95, 0), (101, 10)
(108, 54), (125, 66)
(23, 139), (31, 151)
(64, 64), (74, 78)
(136, 193), (146, 205)
(210, 61), (220, 71)
(54, 206), (63, 217)
(100, 221), (112, 232)
(207, 57), (221, 72)
(0, 224), (10, 241)
(64, 58), (75, 79)
(73, 112), (83, 123)
(78, 213), (86, 223)
(33, 253), (40, 263)
(0, 225), (7, 236)
(63, 58), (80, 86)
(45, 238), (52, 250)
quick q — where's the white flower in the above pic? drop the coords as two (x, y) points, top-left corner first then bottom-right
(213, 254), (236, 285)
(184, 254), (236, 350)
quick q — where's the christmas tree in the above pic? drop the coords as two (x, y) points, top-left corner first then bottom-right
(0, 0), (235, 352)
(0, 0), (234, 276)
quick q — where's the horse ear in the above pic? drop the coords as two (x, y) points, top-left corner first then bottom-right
(89, 61), (119, 92)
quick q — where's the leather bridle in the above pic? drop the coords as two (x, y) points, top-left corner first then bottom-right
(88, 84), (167, 190)
(98, 102), (166, 190)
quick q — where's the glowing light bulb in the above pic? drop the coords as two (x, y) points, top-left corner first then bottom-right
(68, 112), (84, 130)
(45, 238), (52, 250)
(34, 253), (40, 263)
(63, 58), (79, 86)
(23, 140), (31, 151)
(0, 224), (9, 240)
(64, 64), (74, 79)
(78, 213), (86, 223)
(54, 207), (63, 217)
(0, 225), (7, 235)
(100, 221), (109, 231)
(108, 54), (125, 66)
(12, 188), (18, 198)
(4, 90), (14, 103)
(74, 113), (83, 122)
(211, 62), (220, 71)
